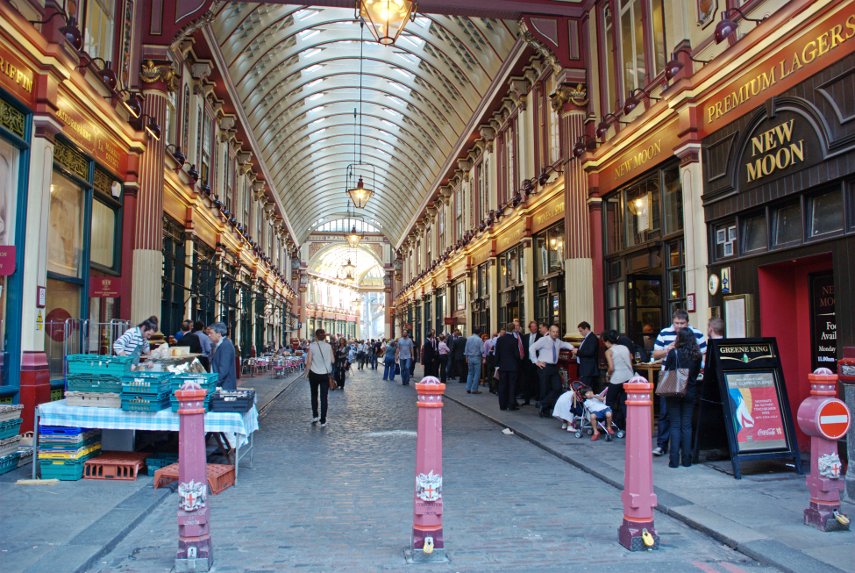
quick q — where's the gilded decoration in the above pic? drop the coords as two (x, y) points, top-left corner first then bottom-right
(140, 60), (180, 92)
(93, 169), (112, 196)
(0, 99), (25, 139)
(55, 141), (89, 180)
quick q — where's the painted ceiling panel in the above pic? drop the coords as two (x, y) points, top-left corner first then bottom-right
(211, 2), (518, 244)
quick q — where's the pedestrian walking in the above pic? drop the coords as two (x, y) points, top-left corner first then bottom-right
(305, 329), (334, 427)
(463, 329), (484, 394)
(383, 339), (397, 381)
(395, 330), (415, 386)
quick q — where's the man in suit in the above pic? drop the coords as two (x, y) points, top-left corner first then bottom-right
(522, 320), (542, 406)
(451, 329), (467, 383)
(576, 321), (600, 391)
(421, 330), (439, 377)
(495, 322), (523, 411)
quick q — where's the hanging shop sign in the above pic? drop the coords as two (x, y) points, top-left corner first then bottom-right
(697, 338), (803, 479)
(89, 275), (122, 298)
(703, 6), (855, 133)
(0, 44), (35, 106)
(0, 245), (15, 275)
(55, 92), (126, 174)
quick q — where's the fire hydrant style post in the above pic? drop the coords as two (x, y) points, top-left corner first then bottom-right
(405, 376), (448, 563)
(618, 376), (659, 551)
(796, 368), (851, 532)
(174, 381), (214, 572)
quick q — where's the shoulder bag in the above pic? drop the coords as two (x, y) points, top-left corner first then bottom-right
(655, 349), (689, 398)
(315, 342), (336, 390)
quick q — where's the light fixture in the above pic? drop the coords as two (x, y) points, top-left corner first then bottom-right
(572, 135), (598, 158)
(120, 91), (144, 119)
(623, 88), (661, 116)
(187, 164), (200, 182)
(357, 0), (418, 46)
(79, 56), (117, 90)
(595, 113), (630, 140)
(664, 51), (710, 81)
(342, 257), (356, 278)
(30, 11), (82, 51)
(346, 222), (364, 247)
(345, 21), (377, 209)
(130, 114), (161, 141)
(715, 9), (766, 44)
(165, 144), (186, 166)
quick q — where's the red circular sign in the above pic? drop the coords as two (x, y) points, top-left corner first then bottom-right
(817, 400), (850, 440)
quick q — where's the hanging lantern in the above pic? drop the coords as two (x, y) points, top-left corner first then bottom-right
(346, 176), (374, 209)
(346, 223), (364, 247)
(357, 0), (417, 46)
(342, 257), (357, 278)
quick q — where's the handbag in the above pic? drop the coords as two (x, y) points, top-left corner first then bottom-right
(315, 342), (336, 390)
(394, 362), (401, 375)
(655, 349), (690, 398)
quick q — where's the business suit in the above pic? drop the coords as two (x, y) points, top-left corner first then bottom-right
(422, 337), (439, 377)
(522, 332), (542, 404)
(576, 332), (600, 390)
(211, 336), (237, 390)
(494, 332), (522, 410)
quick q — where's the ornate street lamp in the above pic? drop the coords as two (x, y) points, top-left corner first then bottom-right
(345, 20), (377, 209)
(357, 0), (418, 46)
(346, 222), (364, 248)
(346, 172), (374, 209)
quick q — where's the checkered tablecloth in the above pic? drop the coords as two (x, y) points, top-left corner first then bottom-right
(37, 400), (259, 446)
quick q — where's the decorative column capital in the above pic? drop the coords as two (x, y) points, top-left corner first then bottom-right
(140, 60), (180, 92)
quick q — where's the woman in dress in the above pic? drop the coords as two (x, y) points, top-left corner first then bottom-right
(603, 330), (635, 429)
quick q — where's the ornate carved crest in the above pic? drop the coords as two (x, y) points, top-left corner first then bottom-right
(178, 480), (207, 511)
(818, 453), (842, 479)
(141, 60), (180, 92)
(416, 470), (442, 502)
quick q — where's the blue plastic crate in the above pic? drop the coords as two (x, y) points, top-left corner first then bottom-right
(121, 372), (173, 395)
(39, 425), (86, 436)
(0, 418), (22, 440)
(66, 355), (134, 377)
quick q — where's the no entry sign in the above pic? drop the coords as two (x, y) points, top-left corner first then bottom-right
(818, 400), (850, 440)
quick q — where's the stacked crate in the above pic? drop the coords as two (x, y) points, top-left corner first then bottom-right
(121, 372), (172, 412)
(0, 404), (24, 475)
(65, 355), (135, 408)
(169, 372), (218, 412)
(38, 426), (102, 480)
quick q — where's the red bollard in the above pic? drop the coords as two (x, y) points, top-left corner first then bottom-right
(405, 376), (448, 563)
(797, 368), (851, 532)
(618, 375), (660, 551)
(174, 381), (214, 572)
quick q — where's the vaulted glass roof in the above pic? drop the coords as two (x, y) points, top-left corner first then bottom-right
(212, 3), (519, 244)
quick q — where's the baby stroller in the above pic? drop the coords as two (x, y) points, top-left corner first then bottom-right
(574, 385), (625, 442)
(552, 381), (587, 431)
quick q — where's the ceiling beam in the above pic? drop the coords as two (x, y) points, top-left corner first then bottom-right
(255, 1), (586, 19)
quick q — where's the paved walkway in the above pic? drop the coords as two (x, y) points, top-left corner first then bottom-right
(0, 369), (302, 573)
(438, 370), (855, 573)
(85, 367), (774, 572)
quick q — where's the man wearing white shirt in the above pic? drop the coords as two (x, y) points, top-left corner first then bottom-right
(532, 325), (575, 417)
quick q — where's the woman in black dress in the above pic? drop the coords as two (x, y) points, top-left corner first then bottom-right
(334, 337), (349, 390)
(663, 328), (703, 468)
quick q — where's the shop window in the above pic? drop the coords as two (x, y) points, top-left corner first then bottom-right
(714, 222), (737, 259)
(535, 224), (564, 277)
(662, 164), (683, 235)
(90, 199), (117, 270)
(773, 201), (802, 246)
(741, 213), (767, 253)
(809, 189), (844, 238)
(45, 278), (81, 378)
(81, 0), (114, 63)
(607, 280), (626, 334)
(182, 85), (191, 150)
(48, 172), (85, 279)
(602, 5), (618, 111)
(666, 239), (685, 315)
(624, 177), (660, 247)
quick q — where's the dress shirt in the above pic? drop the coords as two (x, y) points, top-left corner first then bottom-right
(530, 336), (574, 365)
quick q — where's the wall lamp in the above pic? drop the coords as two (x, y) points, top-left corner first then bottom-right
(186, 164), (200, 182)
(664, 50), (710, 81)
(165, 144), (185, 166)
(29, 10), (82, 51)
(77, 56), (117, 90)
(130, 114), (161, 141)
(572, 135), (598, 158)
(117, 90), (144, 119)
(595, 113), (630, 140)
(715, 8), (767, 43)
(623, 88), (661, 116)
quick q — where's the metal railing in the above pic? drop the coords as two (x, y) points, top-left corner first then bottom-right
(44, 318), (130, 380)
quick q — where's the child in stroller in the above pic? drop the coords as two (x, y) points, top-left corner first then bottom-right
(582, 388), (625, 441)
(551, 380), (588, 432)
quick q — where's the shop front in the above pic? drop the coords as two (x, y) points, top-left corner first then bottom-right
(702, 51), (855, 448)
(602, 162), (685, 348)
(497, 244), (525, 328)
(472, 261), (491, 335)
(533, 222), (565, 332)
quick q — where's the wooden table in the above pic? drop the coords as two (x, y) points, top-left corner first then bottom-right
(634, 361), (662, 433)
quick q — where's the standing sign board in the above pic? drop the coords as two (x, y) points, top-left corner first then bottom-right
(704, 338), (803, 479)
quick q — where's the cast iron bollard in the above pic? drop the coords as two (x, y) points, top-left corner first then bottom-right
(174, 381), (214, 572)
(836, 357), (855, 500)
(618, 375), (659, 551)
(796, 368), (851, 532)
(405, 376), (448, 563)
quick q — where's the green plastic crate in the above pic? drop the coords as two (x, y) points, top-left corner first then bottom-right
(66, 355), (134, 377)
(66, 375), (123, 393)
(121, 372), (173, 395)
(170, 372), (218, 391)
(169, 394), (211, 413)
(121, 394), (170, 413)
(40, 462), (85, 481)
(0, 418), (22, 440)
(145, 454), (179, 475)
(0, 452), (19, 475)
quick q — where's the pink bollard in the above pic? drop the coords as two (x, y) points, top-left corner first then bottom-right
(405, 376), (448, 563)
(174, 381), (214, 572)
(797, 368), (851, 532)
(618, 376), (660, 551)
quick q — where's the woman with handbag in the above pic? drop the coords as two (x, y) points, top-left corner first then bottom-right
(305, 329), (335, 428)
(659, 328), (703, 468)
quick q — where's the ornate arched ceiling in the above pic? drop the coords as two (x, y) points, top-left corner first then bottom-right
(211, 3), (519, 244)
(307, 243), (384, 288)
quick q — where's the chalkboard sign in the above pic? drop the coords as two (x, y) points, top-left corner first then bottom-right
(703, 338), (802, 479)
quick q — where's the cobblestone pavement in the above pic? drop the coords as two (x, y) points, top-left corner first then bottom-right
(87, 367), (780, 573)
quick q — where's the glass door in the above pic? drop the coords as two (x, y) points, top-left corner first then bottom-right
(627, 275), (662, 349)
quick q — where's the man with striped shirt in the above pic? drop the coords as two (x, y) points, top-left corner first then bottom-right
(651, 309), (706, 456)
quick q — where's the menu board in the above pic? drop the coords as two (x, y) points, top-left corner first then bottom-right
(810, 272), (836, 372)
(724, 371), (788, 452)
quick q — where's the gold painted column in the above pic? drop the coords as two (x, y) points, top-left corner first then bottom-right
(562, 109), (595, 334)
(676, 144), (709, 325)
(131, 61), (174, 324)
